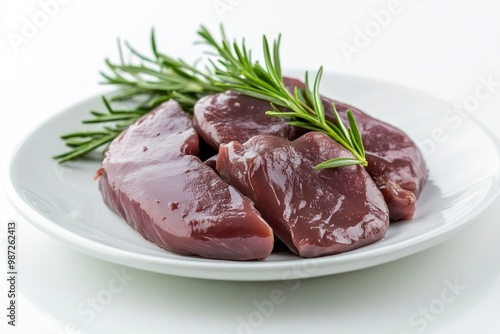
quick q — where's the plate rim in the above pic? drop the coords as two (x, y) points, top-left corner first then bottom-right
(3, 72), (500, 281)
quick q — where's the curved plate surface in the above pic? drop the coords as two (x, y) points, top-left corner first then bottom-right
(4, 72), (500, 281)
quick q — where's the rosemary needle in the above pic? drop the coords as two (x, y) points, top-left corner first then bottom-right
(55, 26), (367, 169)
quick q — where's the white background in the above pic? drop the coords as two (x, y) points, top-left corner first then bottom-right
(1, 0), (500, 333)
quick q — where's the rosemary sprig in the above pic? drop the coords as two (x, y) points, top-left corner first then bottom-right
(54, 31), (225, 163)
(197, 26), (367, 168)
(53, 97), (148, 163)
(102, 29), (224, 110)
(55, 26), (367, 169)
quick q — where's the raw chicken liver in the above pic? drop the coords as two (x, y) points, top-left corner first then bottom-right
(193, 91), (302, 148)
(284, 77), (427, 221)
(194, 77), (427, 221)
(333, 99), (427, 221)
(96, 100), (274, 260)
(216, 132), (390, 258)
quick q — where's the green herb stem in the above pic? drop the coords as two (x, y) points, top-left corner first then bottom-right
(55, 25), (367, 170)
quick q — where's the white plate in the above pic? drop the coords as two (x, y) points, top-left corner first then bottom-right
(3, 72), (500, 281)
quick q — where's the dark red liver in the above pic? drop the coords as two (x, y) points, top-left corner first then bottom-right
(216, 132), (390, 258)
(283, 77), (427, 221)
(96, 100), (274, 260)
(193, 91), (302, 148)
